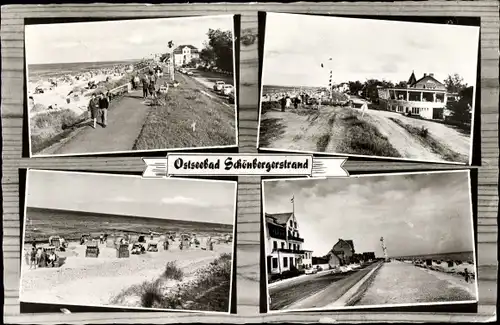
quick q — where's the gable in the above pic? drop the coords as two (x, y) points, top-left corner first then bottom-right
(411, 75), (446, 90)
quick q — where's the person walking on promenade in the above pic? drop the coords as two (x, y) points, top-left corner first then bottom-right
(98, 92), (110, 128)
(142, 74), (150, 99)
(464, 268), (470, 283)
(88, 93), (100, 129)
(149, 72), (157, 99)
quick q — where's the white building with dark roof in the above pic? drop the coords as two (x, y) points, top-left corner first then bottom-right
(378, 71), (454, 120)
(173, 45), (200, 67)
(265, 212), (312, 275)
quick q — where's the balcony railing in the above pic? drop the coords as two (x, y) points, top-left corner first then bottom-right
(273, 248), (305, 254)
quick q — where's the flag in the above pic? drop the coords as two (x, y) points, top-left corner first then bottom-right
(321, 63), (324, 68)
(291, 196), (294, 203)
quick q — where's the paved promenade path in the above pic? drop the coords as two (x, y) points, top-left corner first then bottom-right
(354, 260), (476, 306)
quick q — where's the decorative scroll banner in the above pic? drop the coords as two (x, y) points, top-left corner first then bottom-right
(143, 154), (349, 178)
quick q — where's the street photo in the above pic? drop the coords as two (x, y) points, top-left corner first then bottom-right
(26, 15), (237, 157)
(258, 13), (479, 164)
(263, 170), (477, 312)
(20, 170), (236, 313)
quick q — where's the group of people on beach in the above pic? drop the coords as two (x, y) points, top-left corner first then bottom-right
(28, 243), (58, 270)
(87, 91), (111, 129)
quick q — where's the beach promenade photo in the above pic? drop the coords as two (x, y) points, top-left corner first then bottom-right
(26, 15), (237, 156)
(259, 13), (479, 164)
(263, 171), (477, 311)
(20, 170), (236, 313)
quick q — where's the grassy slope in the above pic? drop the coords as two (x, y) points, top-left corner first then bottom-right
(133, 74), (236, 150)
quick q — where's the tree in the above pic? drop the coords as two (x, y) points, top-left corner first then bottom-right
(445, 73), (466, 93)
(446, 85), (473, 124)
(395, 81), (407, 88)
(202, 28), (233, 72)
(348, 81), (364, 95)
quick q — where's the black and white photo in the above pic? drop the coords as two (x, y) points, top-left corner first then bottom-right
(263, 171), (477, 311)
(258, 13), (479, 164)
(27, 15), (237, 157)
(21, 170), (236, 313)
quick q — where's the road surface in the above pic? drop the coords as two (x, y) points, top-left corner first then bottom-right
(354, 260), (477, 306)
(39, 87), (152, 155)
(269, 263), (380, 310)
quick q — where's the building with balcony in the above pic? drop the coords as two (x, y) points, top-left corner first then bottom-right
(378, 71), (452, 120)
(265, 212), (312, 275)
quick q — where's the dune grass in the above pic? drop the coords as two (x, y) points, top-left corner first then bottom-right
(337, 111), (401, 157)
(133, 76), (236, 150)
(388, 117), (467, 162)
(30, 109), (87, 154)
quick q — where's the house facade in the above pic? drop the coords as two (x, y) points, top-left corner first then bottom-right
(378, 72), (451, 120)
(328, 239), (355, 268)
(332, 82), (350, 94)
(265, 212), (311, 275)
(173, 45), (200, 67)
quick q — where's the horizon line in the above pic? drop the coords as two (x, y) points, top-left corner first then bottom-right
(26, 206), (234, 227)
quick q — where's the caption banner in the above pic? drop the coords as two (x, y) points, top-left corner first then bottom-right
(143, 154), (349, 178)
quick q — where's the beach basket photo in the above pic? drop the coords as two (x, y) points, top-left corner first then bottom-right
(85, 241), (100, 258)
(116, 244), (130, 258)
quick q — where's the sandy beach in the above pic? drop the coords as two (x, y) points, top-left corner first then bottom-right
(28, 64), (133, 116)
(20, 237), (232, 308)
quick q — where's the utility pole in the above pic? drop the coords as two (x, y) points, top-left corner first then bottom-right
(168, 41), (175, 82)
(380, 237), (388, 262)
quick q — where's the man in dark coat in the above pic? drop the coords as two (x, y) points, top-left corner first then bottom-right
(98, 93), (110, 127)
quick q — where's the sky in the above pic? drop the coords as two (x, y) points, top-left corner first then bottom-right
(264, 171), (474, 258)
(262, 13), (480, 88)
(26, 170), (236, 225)
(25, 15), (233, 65)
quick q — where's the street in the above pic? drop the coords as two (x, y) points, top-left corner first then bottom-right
(269, 262), (380, 310)
(353, 260), (476, 306)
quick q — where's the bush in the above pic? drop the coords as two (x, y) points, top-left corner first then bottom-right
(164, 261), (184, 281)
(418, 126), (429, 138)
(140, 279), (164, 308)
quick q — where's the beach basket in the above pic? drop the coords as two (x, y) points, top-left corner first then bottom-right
(85, 241), (100, 258)
(163, 240), (170, 251)
(116, 244), (130, 258)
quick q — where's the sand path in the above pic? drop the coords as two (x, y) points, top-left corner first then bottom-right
(20, 242), (231, 307)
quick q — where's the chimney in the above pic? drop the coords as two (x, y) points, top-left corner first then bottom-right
(423, 73), (427, 77)
(429, 73), (434, 77)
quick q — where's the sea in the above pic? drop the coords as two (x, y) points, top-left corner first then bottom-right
(28, 60), (137, 81)
(24, 207), (233, 244)
(393, 251), (474, 262)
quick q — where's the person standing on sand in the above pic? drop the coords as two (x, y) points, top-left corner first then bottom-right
(30, 248), (37, 269)
(88, 93), (100, 129)
(280, 96), (286, 112)
(98, 93), (109, 128)
(464, 268), (470, 283)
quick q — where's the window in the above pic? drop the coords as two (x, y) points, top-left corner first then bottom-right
(294, 222), (297, 228)
(289, 257), (294, 267)
(273, 241), (277, 250)
(412, 107), (420, 115)
(283, 257), (288, 268)
(289, 243), (292, 249)
(289, 220), (293, 227)
(281, 242), (285, 249)
(293, 244), (296, 251)
(272, 258), (278, 269)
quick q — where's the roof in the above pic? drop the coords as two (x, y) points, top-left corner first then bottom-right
(407, 71), (417, 86)
(265, 212), (293, 227)
(173, 45), (199, 54)
(333, 239), (355, 252)
(411, 74), (444, 88)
